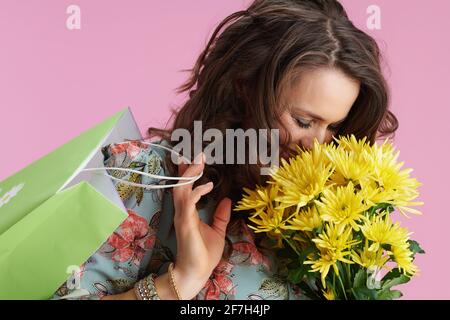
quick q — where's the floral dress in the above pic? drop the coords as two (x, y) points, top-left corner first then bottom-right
(52, 140), (307, 300)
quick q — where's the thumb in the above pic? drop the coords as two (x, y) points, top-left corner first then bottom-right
(211, 197), (232, 237)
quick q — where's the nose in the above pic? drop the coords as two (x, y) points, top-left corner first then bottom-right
(301, 128), (329, 150)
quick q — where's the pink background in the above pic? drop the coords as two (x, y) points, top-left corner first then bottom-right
(0, 0), (449, 299)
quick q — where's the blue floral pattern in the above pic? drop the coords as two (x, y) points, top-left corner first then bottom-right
(52, 140), (307, 300)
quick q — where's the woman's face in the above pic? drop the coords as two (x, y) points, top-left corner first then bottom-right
(279, 67), (360, 150)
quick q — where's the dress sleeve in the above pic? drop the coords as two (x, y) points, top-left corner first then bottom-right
(51, 140), (169, 300)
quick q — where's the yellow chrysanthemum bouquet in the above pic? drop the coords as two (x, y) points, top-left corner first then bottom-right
(235, 135), (425, 300)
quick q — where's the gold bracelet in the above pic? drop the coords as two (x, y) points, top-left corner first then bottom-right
(168, 262), (182, 300)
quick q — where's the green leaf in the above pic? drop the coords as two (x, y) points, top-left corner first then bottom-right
(287, 247), (315, 284)
(351, 287), (377, 300)
(313, 225), (323, 235)
(367, 203), (394, 216)
(367, 205), (378, 216)
(382, 274), (411, 290)
(382, 268), (402, 282)
(297, 280), (322, 300)
(376, 289), (403, 300)
(288, 265), (310, 284)
(408, 240), (425, 255)
(298, 246), (315, 263)
(353, 269), (367, 288)
(336, 261), (349, 287)
(351, 268), (407, 300)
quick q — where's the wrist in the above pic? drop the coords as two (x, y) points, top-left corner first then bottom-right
(173, 265), (209, 300)
(154, 266), (209, 300)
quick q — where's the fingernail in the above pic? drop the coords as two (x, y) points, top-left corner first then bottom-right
(194, 152), (203, 164)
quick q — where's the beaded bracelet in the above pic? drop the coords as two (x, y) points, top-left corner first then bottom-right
(168, 262), (182, 300)
(134, 273), (161, 300)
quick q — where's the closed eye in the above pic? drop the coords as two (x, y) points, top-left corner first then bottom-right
(294, 116), (342, 132)
(294, 117), (312, 129)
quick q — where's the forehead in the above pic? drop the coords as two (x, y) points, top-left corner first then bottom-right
(285, 67), (360, 122)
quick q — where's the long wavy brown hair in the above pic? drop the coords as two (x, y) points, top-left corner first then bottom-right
(147, 0), (398, 208)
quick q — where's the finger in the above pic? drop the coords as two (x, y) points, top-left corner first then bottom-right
(211, 197), (232, 237)
(173, 157), (190, 201)
(175, 152), (205, 195)
(182, 152), (205, 178)
(191, 182), (214, 204)
(178, 157), (189, 177)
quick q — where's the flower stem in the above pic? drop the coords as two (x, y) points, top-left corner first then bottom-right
(280, 231), (301, 256)
(337, 273), (348, 300)
(346, 263), (352, 288)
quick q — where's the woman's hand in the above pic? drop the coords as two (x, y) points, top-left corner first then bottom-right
(169, 152), (232, 299)
(103, 152), (231, 301)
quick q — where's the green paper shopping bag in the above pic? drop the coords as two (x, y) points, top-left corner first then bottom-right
(0, 107), (143, 299)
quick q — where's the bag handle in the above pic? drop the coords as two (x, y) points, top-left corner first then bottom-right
(82, 141), (203, 190)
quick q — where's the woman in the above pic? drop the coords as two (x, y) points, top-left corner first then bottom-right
(53, 0), (398, 300)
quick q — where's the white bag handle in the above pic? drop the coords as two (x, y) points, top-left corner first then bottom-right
(82, 141), (203, 190)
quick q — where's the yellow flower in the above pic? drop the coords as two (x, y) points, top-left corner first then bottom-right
(234, 184), (280, 216)
(323, 135), (374, 186)
(390, 243), (419, 276)
(282, 206), (322, 232)
(305, 224), (357, 288)
(305, 248), (354, 288)
(363, 139), (424, 217)
(336, 135), (371, 154)
(312, 223), (360, 252)
(247, 206), (287, 234)
(322, 287), (335, 300)
(326, 152), (372, 187)
(360, 214), (412, 252)
(315, 182), (371, 231)
(351, 240), (390, 269)
(306, 139), (334, 168)
(271, 150), (333, 214)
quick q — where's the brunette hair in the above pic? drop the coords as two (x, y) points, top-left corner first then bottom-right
(147, 0), (398, 206)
